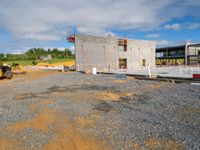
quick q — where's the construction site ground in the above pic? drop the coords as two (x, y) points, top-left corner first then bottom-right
(0, 70), (200, 150)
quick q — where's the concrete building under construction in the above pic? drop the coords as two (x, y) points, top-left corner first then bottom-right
(68, 34), (155, 72)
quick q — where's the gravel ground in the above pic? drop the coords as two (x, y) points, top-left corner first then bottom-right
(0, 71), (200, 150)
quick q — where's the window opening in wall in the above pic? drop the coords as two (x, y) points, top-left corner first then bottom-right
(142, 59), (146, 66)
(118, 39), (127, 52)
(119, 58), (127, 69)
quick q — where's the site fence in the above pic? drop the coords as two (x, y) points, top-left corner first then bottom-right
(26, 65), (65, 71)
(108, 65), (200, 78)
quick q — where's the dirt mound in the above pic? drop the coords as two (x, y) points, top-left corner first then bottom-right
(36, 61), (75, 67)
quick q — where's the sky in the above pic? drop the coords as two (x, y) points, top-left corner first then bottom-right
(0, 0), (200, 53)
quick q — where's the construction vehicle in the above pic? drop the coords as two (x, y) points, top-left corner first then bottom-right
(12, 64), (26, 74)
(0, 65), (12, 79)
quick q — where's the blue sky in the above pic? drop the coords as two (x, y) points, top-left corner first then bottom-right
(0, 0), (200, 53)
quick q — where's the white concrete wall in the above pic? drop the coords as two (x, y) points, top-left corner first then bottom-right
(125, 40), (155, 69)
(75, 34), (155, 72)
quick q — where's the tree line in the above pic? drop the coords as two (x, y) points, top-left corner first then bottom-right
(0, 48), (75, 61)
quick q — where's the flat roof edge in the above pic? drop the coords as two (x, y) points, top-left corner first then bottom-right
(75, 34), (155, 43)
(156, 45), (185, 50)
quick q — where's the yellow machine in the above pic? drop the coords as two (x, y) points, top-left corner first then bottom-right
(12, 64), (26, 74)
(0, 65), (12, 79)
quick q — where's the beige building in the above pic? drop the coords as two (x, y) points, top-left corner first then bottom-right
(72, 34), (155, 72)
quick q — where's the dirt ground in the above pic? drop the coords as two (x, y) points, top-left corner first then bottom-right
(0, 70), (199, 150)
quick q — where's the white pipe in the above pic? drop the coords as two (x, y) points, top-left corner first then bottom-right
(147, 66), (152, 78)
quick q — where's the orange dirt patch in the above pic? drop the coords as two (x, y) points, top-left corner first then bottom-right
(127, 76), (135, 80)
(7, 109), (55, 132)
(0, 138), (13, 150)
(112, 76), (135, 84)
(97, 92), (121, 101)
(0, 69), (59, 86)
(42, 112), (109, 150)
(96, 91), (133, 101)
(75, 117), (96, 127)
(25, 69), (58, 80)
(14, 95), (27, 100)
(31, 98), (54, 111)
(112, 80), (128, 83)
(144, 138), (184, 150)
(123, 92), (133, 97)
(14, 69), (59, 82)
(37, 61), (75, 67)
(50, 91), (63, 96)
(65, 90), (117, 102)
(51, 60), (75, 67)
(90, 110), (102, 120)
(138, 82), (167, 94)
(5, 108), (108, 150)
(132, 142), (142, 150)
(112, 76), (135, 83)
(0, 138), (22, 150)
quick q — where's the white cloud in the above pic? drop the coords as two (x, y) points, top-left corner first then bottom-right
(155, 40), (197, 47)
(163, 22), (200, 31)
(146, 34), (160, 38)
(185, 23), (200, 30)
(163, 23), (182, 30)
(156, 40), (171, 46)
(76, 26), (106, 35)
(1, 0), (200, 50)
(21, 34), (61, 41)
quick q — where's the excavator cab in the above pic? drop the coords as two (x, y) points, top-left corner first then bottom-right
(0, 65), (12, 79)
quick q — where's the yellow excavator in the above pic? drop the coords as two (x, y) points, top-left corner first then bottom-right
(12, 64), (26, 74)
(0, 65), (12, 79)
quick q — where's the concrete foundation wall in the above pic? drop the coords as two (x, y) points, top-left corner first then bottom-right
(75, 34), (155, 72)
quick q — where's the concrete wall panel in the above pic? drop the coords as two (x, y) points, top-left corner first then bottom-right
(75, 35), (155, 72)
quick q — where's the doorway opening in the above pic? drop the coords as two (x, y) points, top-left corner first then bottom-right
(119, 58), (127, 69)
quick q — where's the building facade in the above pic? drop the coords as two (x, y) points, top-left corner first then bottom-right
(156, 43), (200, 65)
(70, 34), (155, 72)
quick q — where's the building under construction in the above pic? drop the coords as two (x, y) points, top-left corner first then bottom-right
(156, 43), (200, 65)
(68, 34), (155, 72)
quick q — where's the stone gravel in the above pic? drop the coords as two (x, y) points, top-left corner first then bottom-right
(0, 72), (200, 150)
